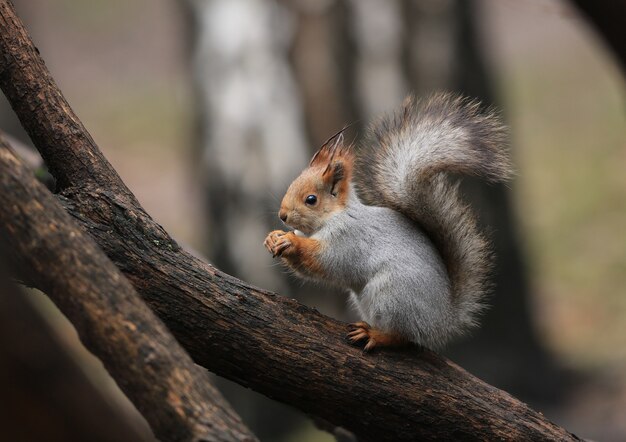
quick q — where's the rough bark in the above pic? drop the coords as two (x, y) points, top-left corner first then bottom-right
(0, 139), (255, 442)
(0, 1), (581, 440)
(0, 274), (154, 442)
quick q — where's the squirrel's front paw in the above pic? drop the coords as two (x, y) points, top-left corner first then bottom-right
(264, 230), (293, 257)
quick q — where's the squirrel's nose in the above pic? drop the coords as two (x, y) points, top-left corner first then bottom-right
(279, 210), (288, 223)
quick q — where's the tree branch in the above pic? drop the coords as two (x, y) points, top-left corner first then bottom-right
(0, 1), (581, 440)
(0, 138), (255, 442)
(0, 273), (154, 442)
(0, 1), (129, 193)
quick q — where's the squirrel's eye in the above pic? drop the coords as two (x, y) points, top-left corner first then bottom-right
(305, 195), (317, 206)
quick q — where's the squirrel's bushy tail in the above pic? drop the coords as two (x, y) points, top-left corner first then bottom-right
(354, 93), (513, 332)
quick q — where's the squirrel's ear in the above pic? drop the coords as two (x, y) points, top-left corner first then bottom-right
(311, 128), (353, 196)
(323, 161), (346, 196)
(310, 128), (350, 167)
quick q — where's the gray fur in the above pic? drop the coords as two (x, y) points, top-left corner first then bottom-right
(343, 92), (513, 347)
(312, 189), (456, 349)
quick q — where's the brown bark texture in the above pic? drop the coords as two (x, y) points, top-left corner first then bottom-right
(0, 1), (581, 441)
(0, 274), (154, 442)
(0, 139), (255, 442)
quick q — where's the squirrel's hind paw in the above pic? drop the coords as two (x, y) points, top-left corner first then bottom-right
(347, 322), (407, 352)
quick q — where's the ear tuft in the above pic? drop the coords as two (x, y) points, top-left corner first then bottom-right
(310, 126), (355, 197)
(309, 127), (353, 168)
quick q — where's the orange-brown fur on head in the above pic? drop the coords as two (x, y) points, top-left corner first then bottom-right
(279, 132), (354, 235)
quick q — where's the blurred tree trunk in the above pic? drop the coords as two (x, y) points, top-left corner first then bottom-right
(570, 0), (626, 71)
(288, 0), (358, 146)
(186, 0), (308, 293)
(402, 0), (565, 402)
(345, 0), (408, 119)
(184, 0), (312, 438)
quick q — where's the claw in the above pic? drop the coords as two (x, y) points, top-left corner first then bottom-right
(346, 321), (405, 352)
(273, 238), (292, 257)
(348, 331), (369, 342)
(363, 338), (377, 352)
(264, 230), (291, 257)
(347, 321), (374, 348)
(348, 321), (370, 330)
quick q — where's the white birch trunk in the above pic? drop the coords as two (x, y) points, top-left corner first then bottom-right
(187, 0), (308, 291)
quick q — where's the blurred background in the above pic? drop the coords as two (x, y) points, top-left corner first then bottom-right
(1, 0), (624, 441)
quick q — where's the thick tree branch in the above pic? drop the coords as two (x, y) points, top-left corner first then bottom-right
(0, 140), (255, 442)
(0, 274), (154, 442)
(59, 188), (582, 442)
(0, 2), (580, 440)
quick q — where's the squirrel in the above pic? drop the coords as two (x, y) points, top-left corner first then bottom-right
(264, 93), (512, 351)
